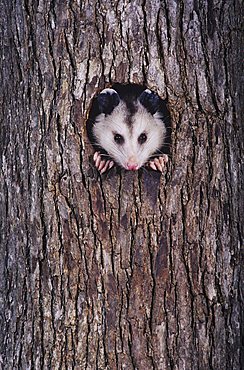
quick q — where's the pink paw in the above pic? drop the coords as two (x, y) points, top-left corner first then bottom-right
(147, 155), (168, 172)
(93, 152), (114, 174)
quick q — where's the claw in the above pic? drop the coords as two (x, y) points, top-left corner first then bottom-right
(100, 160), (110, 174)
(147, 155), (169, 172)
(93, 152), (99, 161)
(95, 156), (101, 169)
(109, 161), (114, 169)
(155, 158), (163, 172)
(149, 161), (157, 171)
(93, 152), (114, 174)
(160, 154), (168, 164)
(98, 160), (106, 172)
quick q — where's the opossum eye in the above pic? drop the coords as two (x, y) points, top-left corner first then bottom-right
(138, 133), (147, 144)
(114, 133), (124, 145)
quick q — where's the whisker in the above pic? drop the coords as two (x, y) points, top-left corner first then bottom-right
(86, 141), (100, 146)
(98, 154), (111, 158)
(149, 153), (169, 158)
(88, 142), (104, 150)
(108, 143), (128, 164)
(161, 143), (173, 147)
(159, 114), (171, 120)
(141, 166), (155, 177)
(141, 166), (148, 174)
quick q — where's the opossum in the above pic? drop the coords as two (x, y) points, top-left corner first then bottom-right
(87, 83), (171, 174)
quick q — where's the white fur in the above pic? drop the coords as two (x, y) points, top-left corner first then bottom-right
(100, 88), (118, 95)
(93, 100), (166, 169)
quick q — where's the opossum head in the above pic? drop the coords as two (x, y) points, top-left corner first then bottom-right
(91, 87), (167, 171)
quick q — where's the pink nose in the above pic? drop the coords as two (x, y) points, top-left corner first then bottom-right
(127, 163), (138, 171)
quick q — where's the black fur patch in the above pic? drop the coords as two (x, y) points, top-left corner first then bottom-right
(96, 90), (120, 115)
(139, 90), (161, 115)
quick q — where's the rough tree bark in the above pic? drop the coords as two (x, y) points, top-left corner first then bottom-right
(0, 0), (243, 369)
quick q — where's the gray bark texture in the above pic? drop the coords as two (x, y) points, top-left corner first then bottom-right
(0, 0), (243, 369)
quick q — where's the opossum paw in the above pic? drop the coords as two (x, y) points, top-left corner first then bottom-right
(93, 152), (114, 174)
(148, 155), (168, 172)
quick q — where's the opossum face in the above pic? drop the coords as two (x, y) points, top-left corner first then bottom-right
(93, 88), (167, 170)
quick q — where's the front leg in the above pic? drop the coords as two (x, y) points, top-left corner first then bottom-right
(147, 154), (168, 172)
(93, 152), (114, 174)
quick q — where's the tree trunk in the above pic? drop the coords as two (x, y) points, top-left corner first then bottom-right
(0, 1), (243, 369)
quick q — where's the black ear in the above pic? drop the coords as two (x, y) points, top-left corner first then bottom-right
(96, 88), (120, 115)
(139, 89), (161, 115)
